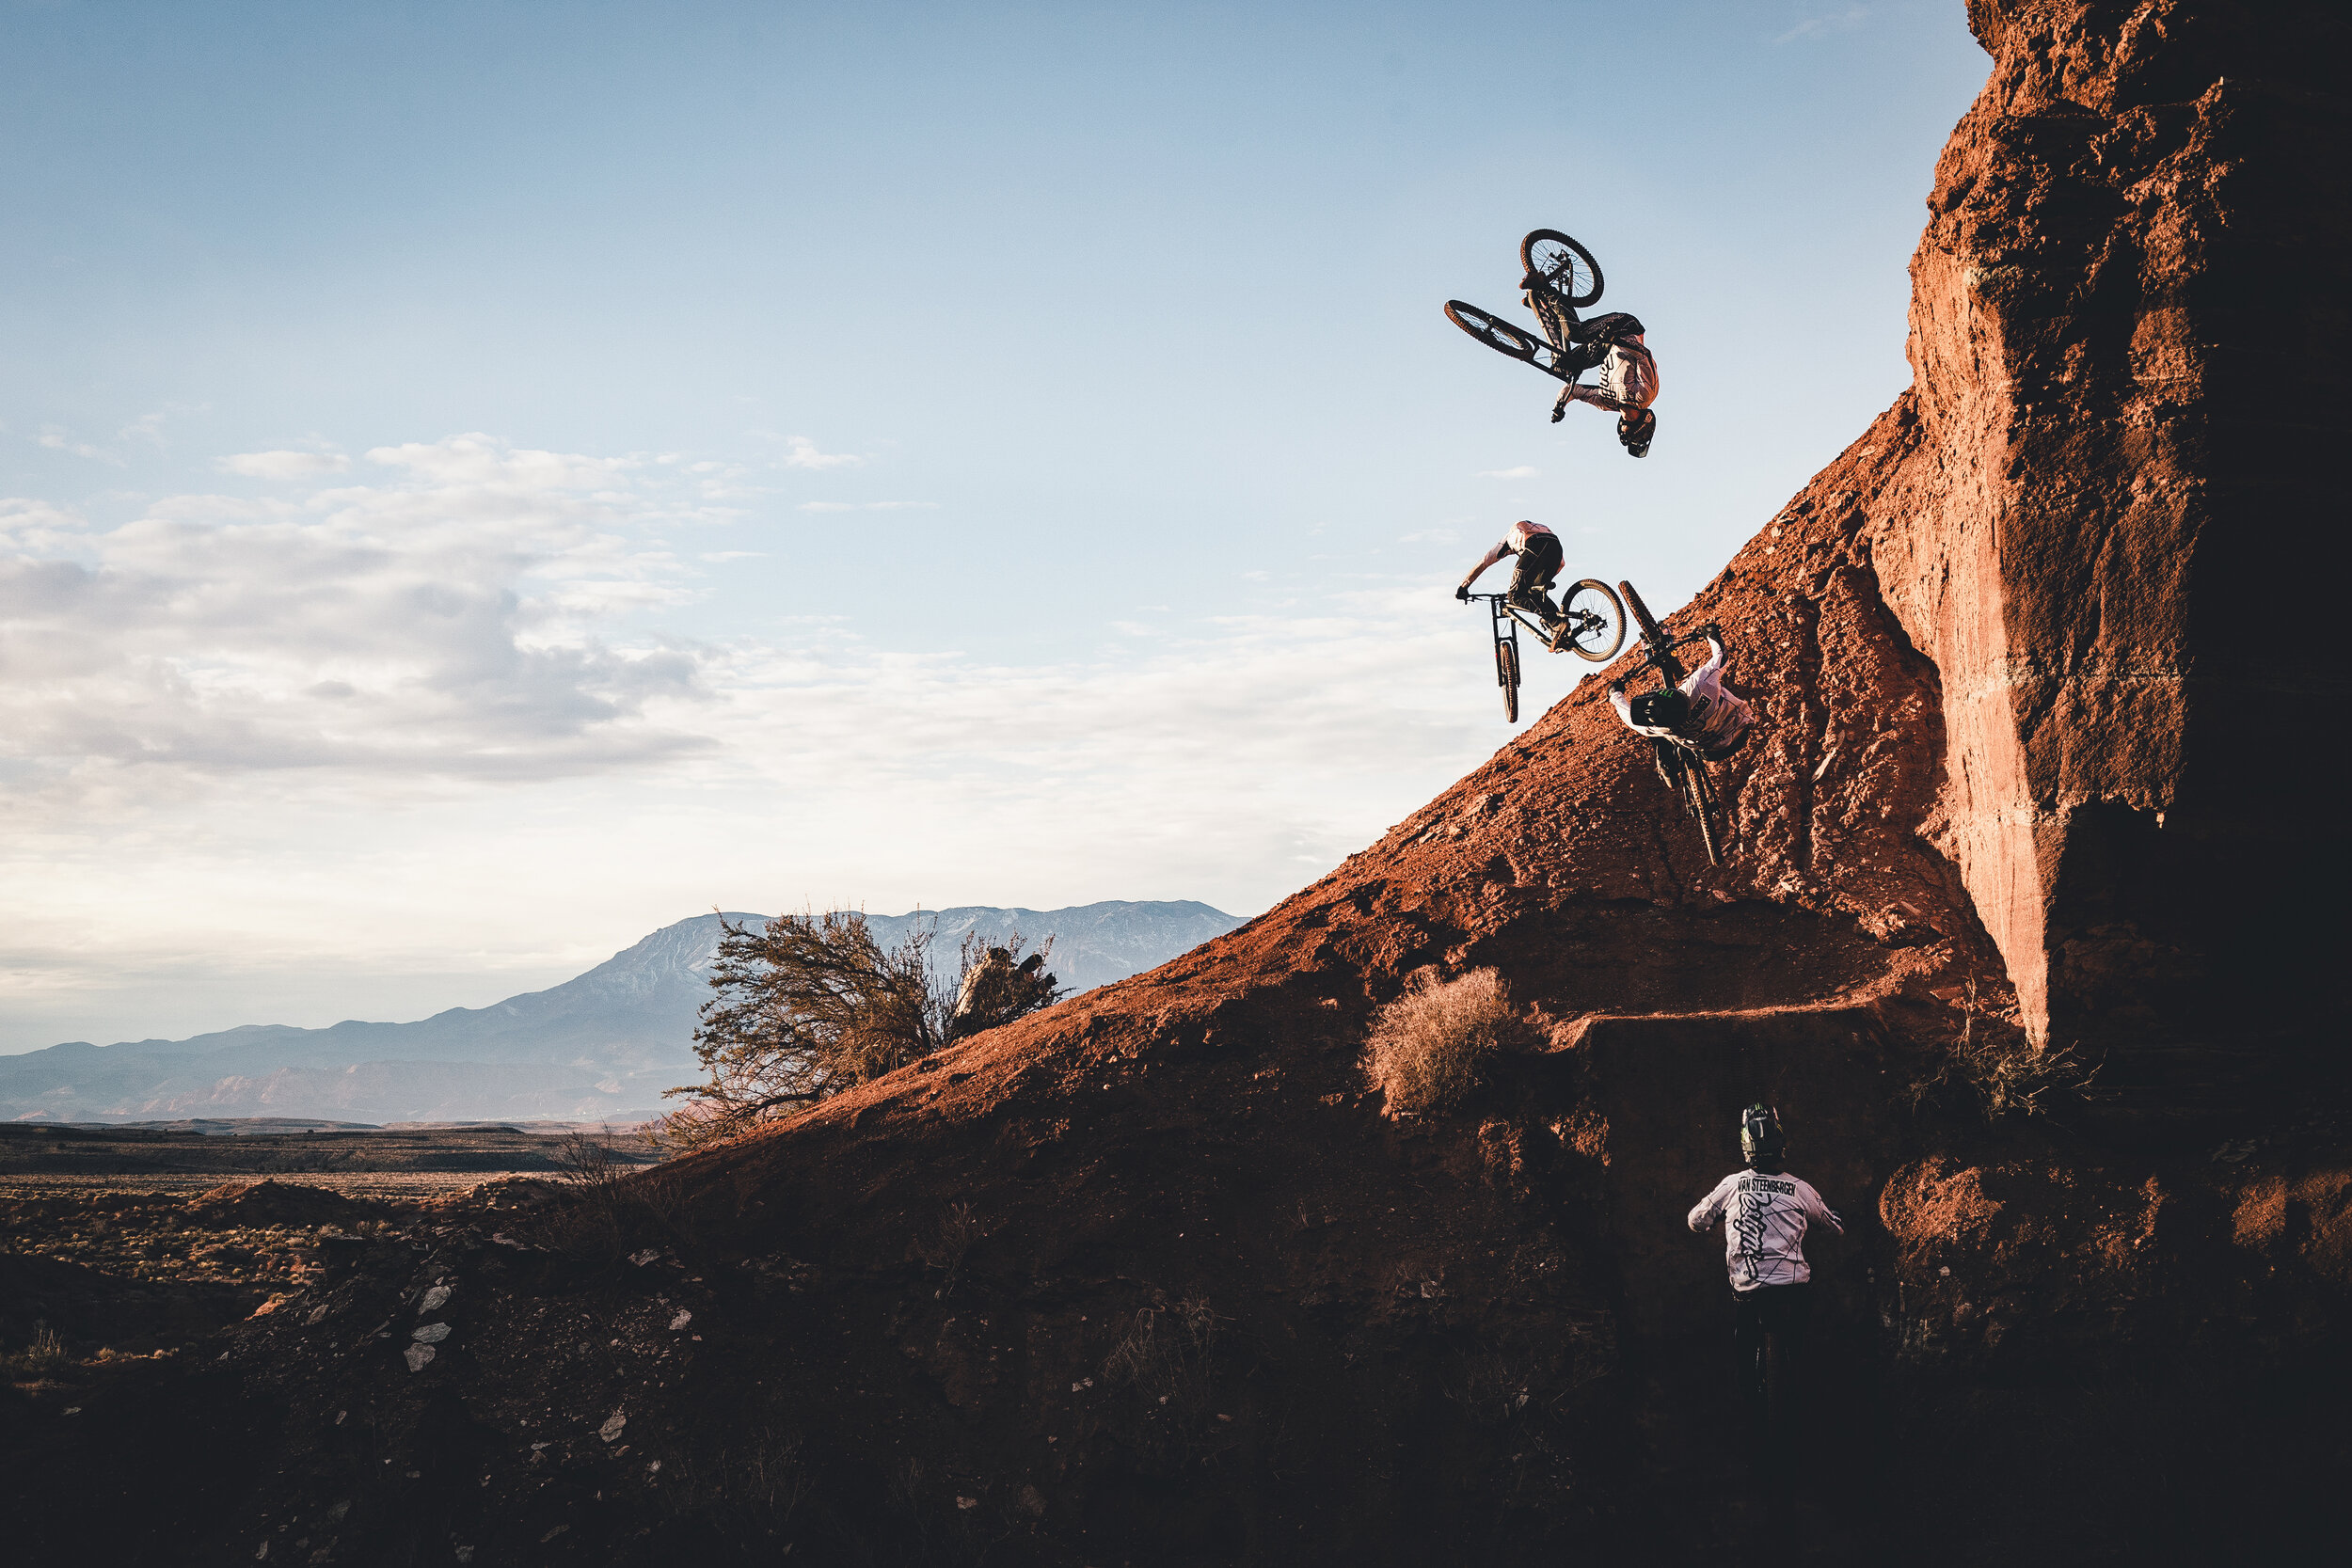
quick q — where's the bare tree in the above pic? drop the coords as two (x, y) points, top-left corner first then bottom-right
(656, 911), (1059, 1149)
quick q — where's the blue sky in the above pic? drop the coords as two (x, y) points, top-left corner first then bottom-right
(0, 0), (1987, 1049)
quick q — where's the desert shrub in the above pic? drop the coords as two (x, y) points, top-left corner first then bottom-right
(1361, 967), (1524, 1115)
(1101, 1294), (1228, 1470)
(912, 1201), (983, 1296)
(1103, 1295), (1219, 1402)
(658, 911), (1060, 1150)
(1906, 980), (2090, 1121)
(541, 1137), (696, 1265)
(2, 1322), (70, 1378)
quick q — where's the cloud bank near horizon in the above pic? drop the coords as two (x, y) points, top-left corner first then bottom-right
(0, 432), (1534, 1050)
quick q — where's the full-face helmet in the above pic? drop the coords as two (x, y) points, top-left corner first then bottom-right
(1740, 1103), (1786, 1167)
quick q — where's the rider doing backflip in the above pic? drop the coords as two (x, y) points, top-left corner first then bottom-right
(1524, 276), (1660, 457)
(1610, 621), (1754, 782)
(1687, 1105), (1843, 1422)
(1456, 520), (1575, 649)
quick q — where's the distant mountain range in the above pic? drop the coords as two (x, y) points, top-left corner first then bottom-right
(0, 902), (1242, 1126)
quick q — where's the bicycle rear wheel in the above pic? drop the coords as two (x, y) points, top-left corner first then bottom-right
(1520, 229), (1603, 309)
(1496, 636), (1521, 722)
(1444, 301), (1572, 381)
(1618, 578), (1664, 645)
(1558, 578), (1627, 662)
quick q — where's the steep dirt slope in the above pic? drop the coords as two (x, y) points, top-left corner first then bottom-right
(16, 5), (2344, 1566)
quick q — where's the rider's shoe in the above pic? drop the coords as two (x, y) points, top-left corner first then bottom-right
(1549, 621), (1574, 653)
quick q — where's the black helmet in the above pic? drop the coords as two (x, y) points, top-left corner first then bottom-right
(1628, 688), (1691, 730)
(1740, 1103), (1785, 1166)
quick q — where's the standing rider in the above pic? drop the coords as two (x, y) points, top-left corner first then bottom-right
(1610, 621), (1755, 783)
(1524, 276), (1660, 457)
(1456, 520), (1575, 650)
(1687, 1105), (1843, 1419)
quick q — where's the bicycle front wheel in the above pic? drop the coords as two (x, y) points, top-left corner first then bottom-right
(1558, 579), (1627, 662)
(1683, 758), (1722, 866)
(1444, 301), (1572, 381)
(1521, 229), (1603, 309)
(1497, 637), (1521, 723)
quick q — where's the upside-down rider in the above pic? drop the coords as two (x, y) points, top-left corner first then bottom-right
(1524, 280), (1660, 457)
(1454, 519), (1577, 649)
(1610, 621), (1755, 783)
(1687, 1105), (1843, 1418)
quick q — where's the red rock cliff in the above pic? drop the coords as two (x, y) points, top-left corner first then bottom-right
(1872, 0), (2346, 1065)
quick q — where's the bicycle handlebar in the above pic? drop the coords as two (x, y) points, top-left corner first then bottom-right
(1613, 622), (1725, 692)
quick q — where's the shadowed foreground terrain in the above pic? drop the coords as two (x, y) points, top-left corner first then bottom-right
(5, 2), (2345, 1562)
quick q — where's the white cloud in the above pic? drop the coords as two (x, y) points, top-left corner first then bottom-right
(1399, 528), (1460, 545)
(364, 433), (635, 489)
(37, 426), (119, 464)
(771, 435), (864, 470)
(0, 435), (721, 790)
(218, 450), (352, 480)
(796, 500), (937, 512)
(0, 432), (1569, 1049)
(1774, 5), (1868, 43)
(1475, 466), (1540, 480)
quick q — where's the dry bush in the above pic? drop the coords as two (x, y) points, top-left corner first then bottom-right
(913, 1201), (983, 1296)
(1906, 980), (2094, 1121)
(1102, 1295), (1218, 1401)
(2, 1322), (70, 1378)
(1361, 967), (1526, 1115)
(541, 1133), (691, 1264)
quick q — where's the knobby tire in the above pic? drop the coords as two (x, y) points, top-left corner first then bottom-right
(1560, 578), (1626, 662)
(1685, 756), (1722, 865)
(1443, 301), (1573, 383)
(1520, 229), (1604, 309)
(1497, 637), (1521, 723)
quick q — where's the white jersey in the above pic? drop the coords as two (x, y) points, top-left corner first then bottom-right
(1610, 635), (1756, 758)
(1471, 519), (1559, 574)
(1597, 337), (1659, 409)
(1687, 1168), (1843, 1291)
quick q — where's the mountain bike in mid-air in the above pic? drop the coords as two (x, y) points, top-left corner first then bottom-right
(1443, 228), (1604, 384)
(1615, 579), (1727, 864)
(1467, 579), (1625, 722)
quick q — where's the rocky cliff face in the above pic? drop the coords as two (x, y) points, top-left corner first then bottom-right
(39, 5), (2345, 1565)
(1872, 0), (2344, 1070)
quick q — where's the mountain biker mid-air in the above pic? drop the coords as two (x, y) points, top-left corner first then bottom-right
(1444, 229), (1661, 455)
(1687, 1105), (1843, 1419)
(1611, 621), (1754, 783)
(1524, 274), (1660, 457)
(1455, 520), (1579, 649)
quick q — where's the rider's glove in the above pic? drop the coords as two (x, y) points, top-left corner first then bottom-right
(1454, 584), (1470, 602)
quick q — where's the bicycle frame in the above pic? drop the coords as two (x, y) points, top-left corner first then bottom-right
(1470, 591), (1550, 644)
